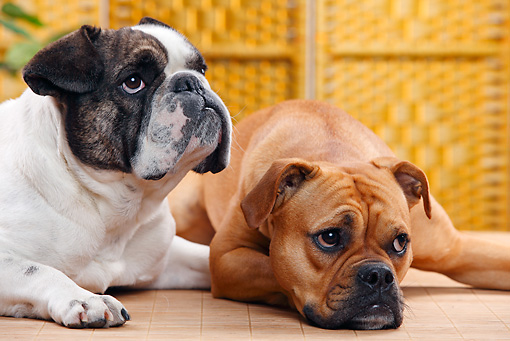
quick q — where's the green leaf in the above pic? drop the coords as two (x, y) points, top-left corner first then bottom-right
(1, 3), (44, 26)
(0, 18), (34, 39)
(4, 41), (44, 71)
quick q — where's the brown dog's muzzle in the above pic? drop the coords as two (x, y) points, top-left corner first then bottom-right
(302, 261), (404, 330)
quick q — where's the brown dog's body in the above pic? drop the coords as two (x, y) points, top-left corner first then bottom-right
(170, 100), (510, 329)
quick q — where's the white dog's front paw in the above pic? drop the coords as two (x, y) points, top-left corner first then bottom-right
(51, 294), (129, 328)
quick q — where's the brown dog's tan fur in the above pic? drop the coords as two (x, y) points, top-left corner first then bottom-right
(169, 100), (510, 329)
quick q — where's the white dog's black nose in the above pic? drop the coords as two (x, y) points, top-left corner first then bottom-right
(170, 73), (204, 94)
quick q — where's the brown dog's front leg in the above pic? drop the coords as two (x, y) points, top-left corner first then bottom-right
(410, 196), (510, 290)
(210, 232), (291, 307)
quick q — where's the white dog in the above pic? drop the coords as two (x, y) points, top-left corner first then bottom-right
(0, 17), (231, 328)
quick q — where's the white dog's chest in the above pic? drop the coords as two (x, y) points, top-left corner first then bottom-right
(62, 199), (172, 291)
(60, 211), (171, 293)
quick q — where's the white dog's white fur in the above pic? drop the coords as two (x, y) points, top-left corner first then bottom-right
(0, 18), (230, 328)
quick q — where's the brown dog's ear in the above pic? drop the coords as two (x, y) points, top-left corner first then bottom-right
(22, 25), (104, 98)
(372, 157), (432, 219)
(241, 159), (320, 229)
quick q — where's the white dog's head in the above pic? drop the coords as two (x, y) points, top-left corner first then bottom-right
(23, 17), (231, 180)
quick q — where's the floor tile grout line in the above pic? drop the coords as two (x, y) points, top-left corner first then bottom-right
(299, 317), (306, 341)
(247, 303), (253, 341)
(34, 321), (45, 340)
(424, 287), (465, 340)
(146, 289), (157, 340)
(401, 316), (413, 340)
(200, 290), (204, 340)
(400, 287), (415, 341)
(472, 288), (510, 333)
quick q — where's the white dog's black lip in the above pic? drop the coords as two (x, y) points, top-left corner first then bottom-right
(192, 124), (228, 174)
(192, 99), (231, 175)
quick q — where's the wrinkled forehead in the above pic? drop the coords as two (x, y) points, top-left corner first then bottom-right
(347, 168), (411, 222)
(89, 27), (168, 79)
(132, 23), (202, 76)
(305, 164), (410, 220)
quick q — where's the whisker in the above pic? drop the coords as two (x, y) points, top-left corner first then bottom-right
(230, 106), (247, 122)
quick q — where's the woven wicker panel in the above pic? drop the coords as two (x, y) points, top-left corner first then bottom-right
(110, 0), (298, 47)
(20, 0), (101, 32)
(206, 59), (296, 122)
(317, 0), (509, 231)
(108, 0), (305, 120)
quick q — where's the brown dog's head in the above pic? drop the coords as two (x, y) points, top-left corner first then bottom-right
(241, 157), (431, 330)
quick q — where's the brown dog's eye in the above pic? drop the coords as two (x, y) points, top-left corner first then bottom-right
(392, 234), (408, 253)
(317, 229), (341, 248)
(313, 228), (348, 253)
(122, 75), (145, 94)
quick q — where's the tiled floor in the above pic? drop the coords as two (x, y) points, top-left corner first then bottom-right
(1, 232), (509, 340)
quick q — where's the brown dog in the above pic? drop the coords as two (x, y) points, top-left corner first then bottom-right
(169, 100), (510, 330)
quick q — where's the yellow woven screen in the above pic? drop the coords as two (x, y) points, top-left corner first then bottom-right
(316, 0), (510, 230)
(108, 0), (305, 121)
(0, 0), (508, 230)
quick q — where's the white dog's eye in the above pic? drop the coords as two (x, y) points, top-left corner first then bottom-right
(392, 234), (408, 253)
(122, 75), (145, 94)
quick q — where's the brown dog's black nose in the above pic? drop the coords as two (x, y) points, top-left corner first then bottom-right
(358, 263), (394, 291)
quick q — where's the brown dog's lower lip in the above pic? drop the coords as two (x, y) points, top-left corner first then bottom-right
(346, 304), (397, 330)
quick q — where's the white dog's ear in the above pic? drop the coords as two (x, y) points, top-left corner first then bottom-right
(138, 17), (171, 28)
(241, 159), (320, 229)
(22, 25), (104, 97)
(372, 157), (431, 219)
